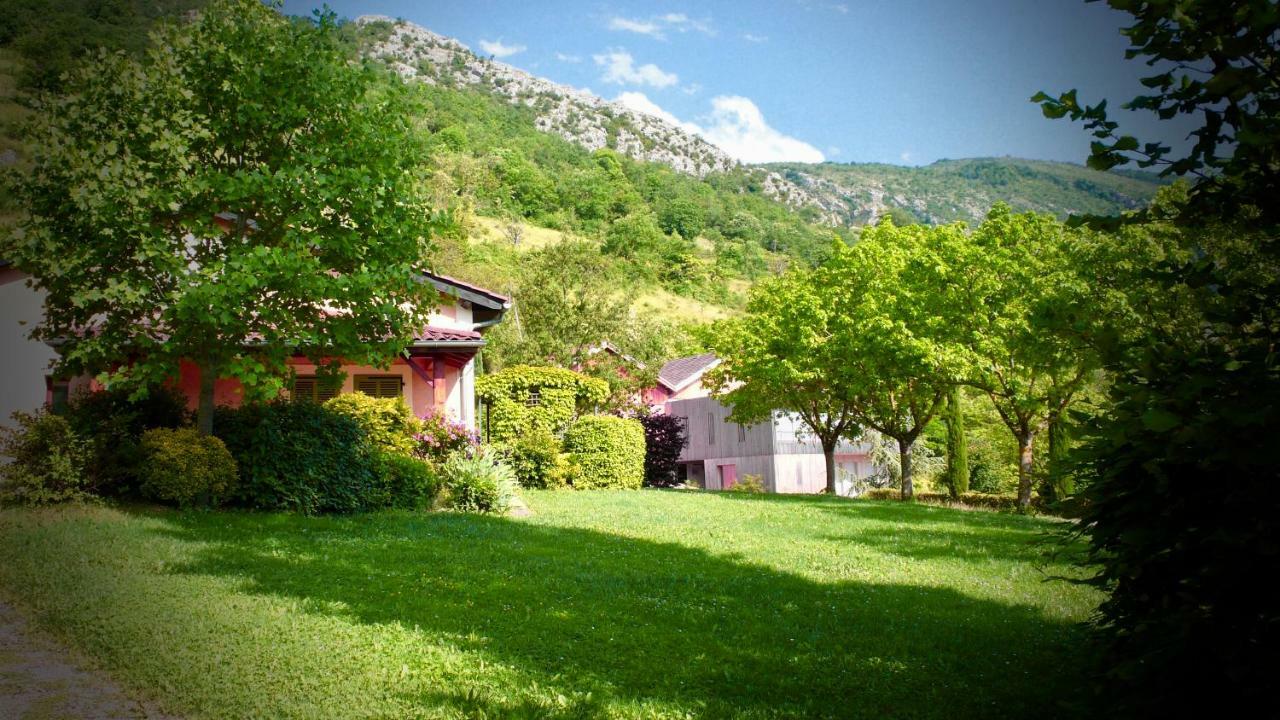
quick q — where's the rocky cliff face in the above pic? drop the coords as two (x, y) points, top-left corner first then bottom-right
(357, 16), (738, 178)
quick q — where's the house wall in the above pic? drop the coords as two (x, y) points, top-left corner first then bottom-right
(668, 377), (711, 402)
(0, 270), (58, 429)
(668, 396), (777, 489)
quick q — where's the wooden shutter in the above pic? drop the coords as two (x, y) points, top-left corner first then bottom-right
(293, 376), (341, 403)
(355, 375), (403, 399)
(293, 377), (317, 402)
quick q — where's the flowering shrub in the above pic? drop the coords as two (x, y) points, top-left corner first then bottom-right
(414, 411), (479, 463)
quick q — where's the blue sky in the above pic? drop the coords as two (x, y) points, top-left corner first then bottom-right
(283, 0), (1196, 167)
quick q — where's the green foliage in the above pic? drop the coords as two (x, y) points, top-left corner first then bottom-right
(943, 386), (969, 496)
(213, 401), (379, 514)
(476, 365), (608, 443)
(374, 452), (440, 510)
(64, 385), (190, 495)
(439, 451), (517, 513)
(138, 427), (237, 508)
(5, 0), (443, 434)
(0, 409), (93, 505)
(503, 428), (567, 489)
(729, 474), (766, 494)
(1032, 1), (1278, 226)
(324, 393), (422, 457)
(562, 415), (645, 490)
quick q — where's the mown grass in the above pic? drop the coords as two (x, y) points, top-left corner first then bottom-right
(0, 491), (1100, 719)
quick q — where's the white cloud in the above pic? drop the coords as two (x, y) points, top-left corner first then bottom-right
(593, 50), (679, 88)
(681, 83), (702, 95)
(478, 39), (526, 58)
(700, 95), (825, 163)
(613, 92), (824, 164)
(607, 13), (714, 40)
(608, 17), (664, 38)
(555, 52), (582, 63)
(900, 151), (913, 163)
(742, 33), (768, 43)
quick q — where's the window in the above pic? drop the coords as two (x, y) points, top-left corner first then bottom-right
(354, 375), (403, 399)
(46, 376), (70, 414)
(293, 376), (341, 403)
(707, 413), (715, 445)
(737, 423), (746, 443)
(526, 388), (542, 407)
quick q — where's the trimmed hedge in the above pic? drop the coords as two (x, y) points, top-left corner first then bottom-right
(861, 488), (1047, 513)
(214, 402), (380, 514)
(503, 428), (568, 489)
(375, 452), (440, 510)
(476, 366), (608, 442)
(563, 415), (645, 490)
(138, 427), (238, 508)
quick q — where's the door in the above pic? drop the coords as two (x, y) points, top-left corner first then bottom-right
(718, 463), (737, 490)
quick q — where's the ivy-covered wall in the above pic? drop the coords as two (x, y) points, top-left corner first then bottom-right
(476, 366), (608, 443)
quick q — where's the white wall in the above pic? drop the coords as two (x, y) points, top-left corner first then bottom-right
(0, 272), (57, 429)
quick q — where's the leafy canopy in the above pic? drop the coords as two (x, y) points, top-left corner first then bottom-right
(5, 0), (443, 409)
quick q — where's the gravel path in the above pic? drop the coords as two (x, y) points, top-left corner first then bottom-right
(0, 600), (175, 719)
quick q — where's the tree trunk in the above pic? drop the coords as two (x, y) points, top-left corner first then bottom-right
(1016, 431), (1035, 511)
(196, 359), (217, 436)
(899, 438), (914, 500)
(944, 386), (969, 497)
(823, 439), (838, 495)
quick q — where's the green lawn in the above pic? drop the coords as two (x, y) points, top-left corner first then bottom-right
(0, 491), (1101, 719)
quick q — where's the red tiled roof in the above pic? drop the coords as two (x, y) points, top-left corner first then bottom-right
(416, 325), (482, 342)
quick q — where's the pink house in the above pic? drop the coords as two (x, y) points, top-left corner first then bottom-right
(168, 271), (509, 429)
(1, 263), (508, 431)
(643, 353), (721, 410)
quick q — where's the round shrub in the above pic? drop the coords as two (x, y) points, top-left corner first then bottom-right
(0, 410), (93, 506)
(324, 393), (422, 456)
(138, 427), (237, 508)
(504, 428), (567, 489)
(214, 401), (380, 514)
(563, 415), (645, 490)
(376, 452), (440, 510)
(440, 452), (517, 514)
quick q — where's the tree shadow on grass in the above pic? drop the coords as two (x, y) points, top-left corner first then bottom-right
(150, 508), (1092, 719)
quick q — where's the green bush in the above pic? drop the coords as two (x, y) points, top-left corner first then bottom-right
(562, 415), (645, 490)
(0, 410), (93, 506)
(504, 428), (567, 489)
(324, 393), (422, 456)
(64, 385), (190, 496)
(214, 402), (380, 514)
(729, 474), (766, 494)
(375, 452), (440, 510)
(439, 452), (518, 514)
(138, 428), (237, 508)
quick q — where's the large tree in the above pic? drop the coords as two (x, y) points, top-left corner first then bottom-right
(957, 206), (1098, 510)
(704, 269), (860, 494)
(820, 222), (971, 499)
(6, 0), (442, 434)
(1034, 1), (1280, 712)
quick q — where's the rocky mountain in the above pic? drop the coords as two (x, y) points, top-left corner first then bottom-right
(354, 16), (1165, 227)
(355, 16), (737, 178)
